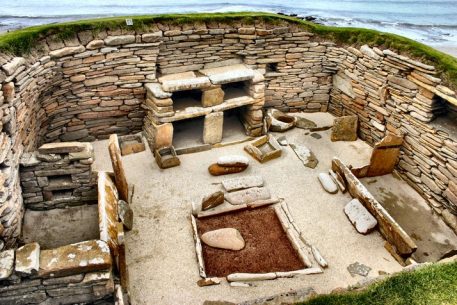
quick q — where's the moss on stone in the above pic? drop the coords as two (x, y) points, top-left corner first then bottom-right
(1, 12), (457, 88)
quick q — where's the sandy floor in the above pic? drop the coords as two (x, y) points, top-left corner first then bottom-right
(91, 112), (408, 305)
(361, 174), (457, 262)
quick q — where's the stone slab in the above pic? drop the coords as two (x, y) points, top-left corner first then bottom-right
(225, 187), (271, 205)
(344, 199), (378, 234)
(39, 240), (111, 278)
(0, 250), (14, 279)
(290, 144), (318, 169)
(331, 115), (358, 142)
(98, 172), (120, 255)
(15, 242), (40, 275)
(108, 134), (129, 202)
(222, 175), (264, 192)
(203, 112), (223, 144)
(38, 142), (86, 154)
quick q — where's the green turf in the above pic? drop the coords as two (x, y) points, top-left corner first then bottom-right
(300, 261), (457, 305)
(0, 12), (456, 88)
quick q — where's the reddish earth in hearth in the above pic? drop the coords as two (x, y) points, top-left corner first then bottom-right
(197, 207), (305, 277)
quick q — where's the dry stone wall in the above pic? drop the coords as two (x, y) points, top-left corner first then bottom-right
(327, 45), (457, 222)
(0, 240), (114, 305)
(0, 18), (456, 248)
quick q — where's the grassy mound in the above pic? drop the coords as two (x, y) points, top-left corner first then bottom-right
(301, 261), (457, 305)
(0, 12), (456, 88)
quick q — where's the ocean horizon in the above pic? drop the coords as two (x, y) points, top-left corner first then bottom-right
(1, 0), (457, 52)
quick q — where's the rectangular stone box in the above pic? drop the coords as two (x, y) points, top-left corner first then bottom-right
(155, 146), (180, 169)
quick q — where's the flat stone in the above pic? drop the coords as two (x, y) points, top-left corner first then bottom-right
(347, 262), (371, 277)
(84, 75), (118, 86)
(277, 136), (288, 146)
(217, 155), (249, 167)
(290, 144), (318, 169)
(318, 173), (338, 194)
(145, 83), (172, 98)
(208, 164), (247, 176)
(197, 277), (221, 287)
(0, 249), (14, 279)
(118, 200), (133, 231)
(295, 117), (317, 130)
(38, 142), (86, 154)
(201, 228), (245, 251)
(333, 73), (355, 98)
(104, 35), (135, 46)
(49, 46), (85, 58)
(200, 64), (255, 85)
(387, 75), (418, 90)
(222, 175), (264, 192)
(69, 143), (94, 160)
(162, 76), (211, 92)
(344, 199), (377, 234)
(39, 240), (111, 278)
(225, 187), (271, 205)
(331, 115), (358, 142)
(202, 191), (224, 210)
(15, 242), (40, 275)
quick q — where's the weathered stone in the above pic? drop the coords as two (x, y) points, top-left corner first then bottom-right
(104, 35), (136, 46)
(267, 109), (296, 132)
(318, 173), (338, 194)
(333, 73), (355, 98)
(217, 155), (249, 167)
(2, 82), (15, 102)
(68, 143), (94, 160)
(225, 187), (271, 205)
(155, 146), (181, 169)
(200, 64), (255, 84)
(222, 175), (264, 192)
(0, 249), (14, 279)
(108, 134), (129, 202)
(290, 144), (318, 169)
(387, 75), (418, 90)
(244, 135), (282, 163)
(49, 46), (85, 58)
(295, 117), (317, 130)
(86, 39), (105, 49)
(98, 172), (120, 255)
(145, 83), (172, 98)
(344, 199), (377, 234)
(201, 228), (245, 251)
(197, 277), (221, 287)
(15, 242), (40, 275)
(347, 262), (371, 277)
(2, 57), (26, 75)
(118, 200), (133, 231)
(202, 87), (225, 107)
(208, 164), (247, 176)
(331, 115), (358, 142)
(39, 240), (111, 278)
(203, 112), (223, 144)
(38, 142), (86, 154)
(202, 191), (224, 211)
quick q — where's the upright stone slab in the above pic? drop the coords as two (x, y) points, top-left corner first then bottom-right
(366, 132), (403, 177)
(15, 242), (40, 275)
(152, 121), (173, 149)
(108, 134), (129, 202)
(202, 86), (224, 107)
(98, 172), (120, 255)
(203, 112), (223, 144)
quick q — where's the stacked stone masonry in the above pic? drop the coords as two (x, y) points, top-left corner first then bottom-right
(0, 19), (456, 248)
(19, 142), (97, 210)
(0, 240), (114, 305)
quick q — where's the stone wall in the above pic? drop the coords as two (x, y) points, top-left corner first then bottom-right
(327, 45), (457, 222)
(0, 240), (114, 305)
(19, 142), (97, 210)
(0, 17), (456, 247)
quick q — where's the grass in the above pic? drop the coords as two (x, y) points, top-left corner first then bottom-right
(0, 12), (456, 88)
(300, 261), (457, 305)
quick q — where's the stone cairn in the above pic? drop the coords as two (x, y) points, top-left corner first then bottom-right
(19, 142), (96, 210)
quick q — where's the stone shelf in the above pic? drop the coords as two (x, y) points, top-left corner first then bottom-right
(158, 94), (255, 123)
(200, 64), (255, 84)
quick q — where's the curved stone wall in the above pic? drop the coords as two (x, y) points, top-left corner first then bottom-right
(0, 18), (456, 248)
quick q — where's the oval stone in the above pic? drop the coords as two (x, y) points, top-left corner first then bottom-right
(318, 173), (338, 194)
(201, 228), (245, 251)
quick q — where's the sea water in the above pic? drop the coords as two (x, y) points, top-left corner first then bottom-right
(0, 0), (456, 47)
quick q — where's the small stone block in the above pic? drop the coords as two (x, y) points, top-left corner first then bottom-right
(15, 242), (40, 275)
(0, 249), (15, 279)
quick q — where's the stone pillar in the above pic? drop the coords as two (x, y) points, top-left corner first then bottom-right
(203, 112), (223, 144)
(202, 85), (224, 107)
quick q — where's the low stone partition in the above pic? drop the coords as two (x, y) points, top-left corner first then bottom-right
(332, 157), (417, 259)
(19, 142), (96, 210)
(0, 240), (114, 305)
